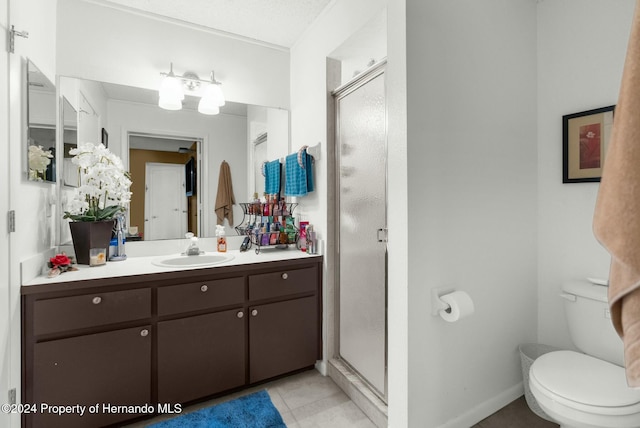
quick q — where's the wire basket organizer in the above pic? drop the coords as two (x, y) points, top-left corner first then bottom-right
(235, 202), (299, 254)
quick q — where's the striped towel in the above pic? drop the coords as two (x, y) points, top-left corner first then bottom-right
(264, 159), (281, 194)
(285, 150), (314, 197)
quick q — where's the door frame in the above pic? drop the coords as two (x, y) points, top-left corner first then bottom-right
(332, 60), (388, 401)
(0, 0), (11, 426)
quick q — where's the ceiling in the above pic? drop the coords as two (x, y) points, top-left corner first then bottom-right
(91, 0), (336, 114)
(97, 0), (334, 48)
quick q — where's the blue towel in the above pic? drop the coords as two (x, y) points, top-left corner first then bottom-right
(285, 150), (314, 197)
(264, 159), (281, 194)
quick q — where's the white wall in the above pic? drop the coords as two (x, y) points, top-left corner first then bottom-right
(56, 0), (290, 110)
(537, 1), (635, 349)
(289, 0), (389, 402)
(405, 1), (538, 426)
(7, 0), (57, 426)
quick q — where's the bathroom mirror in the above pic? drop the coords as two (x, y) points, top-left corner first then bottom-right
(26, 59), (56, 183)
(61, 96), (78, 187)
(57, 76), (289, 242)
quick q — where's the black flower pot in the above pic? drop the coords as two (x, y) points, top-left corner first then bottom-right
(69, 220), (115, 265)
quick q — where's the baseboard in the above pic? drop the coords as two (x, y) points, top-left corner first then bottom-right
(315, 359), (327, 376)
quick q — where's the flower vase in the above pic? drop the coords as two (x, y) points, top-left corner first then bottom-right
(69, 220), (115, 265)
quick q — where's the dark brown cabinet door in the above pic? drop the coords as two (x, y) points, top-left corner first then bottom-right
(32, 325), (151, 428)
(249, 296), (318, 383)
(157, 309), (246, 404)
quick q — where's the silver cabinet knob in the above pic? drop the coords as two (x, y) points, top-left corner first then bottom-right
(200, 285), (208, 292)
(140, 329), (149, 337)
(237, 311), (244, 319)
(281, 273), (288, 280)
(92, 297), (102, 305)
(251, 309), (258, 317)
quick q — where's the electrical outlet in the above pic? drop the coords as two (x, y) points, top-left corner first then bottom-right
(8, 388), (15, 405)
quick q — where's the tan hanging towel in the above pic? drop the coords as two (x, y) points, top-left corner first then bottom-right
(215, 160), (235, 225)
(593, 0), (640, 387)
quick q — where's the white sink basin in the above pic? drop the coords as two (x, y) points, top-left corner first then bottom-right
(152, 253), (234, 268)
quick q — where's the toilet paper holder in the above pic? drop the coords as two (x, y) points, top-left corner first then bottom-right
(431, 287), (455, 316)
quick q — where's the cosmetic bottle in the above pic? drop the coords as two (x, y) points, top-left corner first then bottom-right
(216, 225), (227, 252)
(299, 221), (309, 252)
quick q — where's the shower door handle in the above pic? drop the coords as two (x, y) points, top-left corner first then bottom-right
(377, 228), (387, 242)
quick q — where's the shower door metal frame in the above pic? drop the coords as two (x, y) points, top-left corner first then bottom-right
(332, 59), (388, 402)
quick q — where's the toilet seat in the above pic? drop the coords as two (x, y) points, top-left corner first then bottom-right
(530, 350), (640, 416)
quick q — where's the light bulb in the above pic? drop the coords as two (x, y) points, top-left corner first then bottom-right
(159, 95), (182, 111)
(159, 74), (184, 101)
(198, 83), (225, 114)
(198, 94), (220, 115)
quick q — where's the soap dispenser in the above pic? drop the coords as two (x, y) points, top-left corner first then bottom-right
(185, 232), (201, 256)
(110, 213), (127, 261)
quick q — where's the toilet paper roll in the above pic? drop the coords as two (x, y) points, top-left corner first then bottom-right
(439, 291), (475, 322)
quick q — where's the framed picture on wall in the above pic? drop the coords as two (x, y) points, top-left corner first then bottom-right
(101, 128), (109, 148)
(563, 105), (615, 183)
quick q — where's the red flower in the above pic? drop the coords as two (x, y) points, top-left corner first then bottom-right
(50, 254), (71, 268)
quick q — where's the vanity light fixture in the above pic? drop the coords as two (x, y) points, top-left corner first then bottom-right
(158, 63), (225, 115)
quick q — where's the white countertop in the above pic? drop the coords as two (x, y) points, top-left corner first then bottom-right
(23, 249), (321, 287)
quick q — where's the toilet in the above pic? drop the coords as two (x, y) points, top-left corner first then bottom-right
(529, 281), (640, 428)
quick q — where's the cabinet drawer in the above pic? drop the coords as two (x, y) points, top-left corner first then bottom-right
(249, 266), (318, 301)
(33, 288), (151, 336)
(158, 277), (244, 316)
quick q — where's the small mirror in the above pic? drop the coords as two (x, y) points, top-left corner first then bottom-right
(26, 59), (56, 182)
(61, 96), (78, 187)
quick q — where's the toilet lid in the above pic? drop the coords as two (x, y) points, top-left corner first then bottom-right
(531, 351), (640, 410)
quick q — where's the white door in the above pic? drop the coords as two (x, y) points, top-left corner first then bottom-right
(335, 63), (387, 399)
(145, 163), (187, 240)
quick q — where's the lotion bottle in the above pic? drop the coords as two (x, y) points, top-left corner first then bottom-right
(216, 225), (227, 252)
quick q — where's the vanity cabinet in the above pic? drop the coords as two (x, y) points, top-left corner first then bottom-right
(249, 296), (318, 383)
(248, 266), (320, 383)
(32, 326), (151, 428)
(22, 256), (322, 428)
(157, 276), (246, 404)
(25, 288), (152, 428)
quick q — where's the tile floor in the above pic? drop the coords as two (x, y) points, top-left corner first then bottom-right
(127, 369), (558, 428)
(473, 397), (559, 428)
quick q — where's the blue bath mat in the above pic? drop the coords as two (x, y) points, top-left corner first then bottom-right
(147, 390), (286, 428)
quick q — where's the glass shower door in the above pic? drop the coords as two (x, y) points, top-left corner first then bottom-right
(336, 65), (387, 399)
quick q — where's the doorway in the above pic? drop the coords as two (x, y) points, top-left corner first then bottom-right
(334, 61), (388, 401)
(128, 133), (201, 240)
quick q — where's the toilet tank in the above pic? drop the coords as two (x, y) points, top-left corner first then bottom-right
(561, 281), (624, 367)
